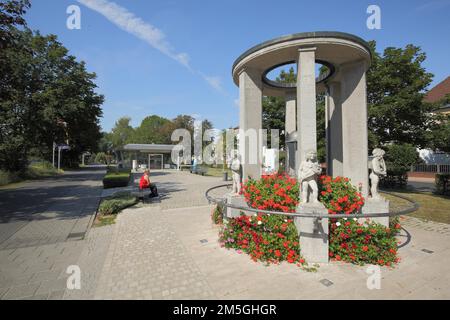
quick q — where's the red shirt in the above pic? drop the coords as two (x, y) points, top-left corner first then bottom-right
(139, 175), (150, 189)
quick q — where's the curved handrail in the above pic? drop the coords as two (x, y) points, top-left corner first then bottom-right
(205, 184), (419, 219)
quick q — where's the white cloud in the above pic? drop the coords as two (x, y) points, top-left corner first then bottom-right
(78, 0), (223, 91)
(202, 75), (223, 92)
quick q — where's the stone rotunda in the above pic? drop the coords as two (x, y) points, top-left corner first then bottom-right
(232, 32), (389, 263)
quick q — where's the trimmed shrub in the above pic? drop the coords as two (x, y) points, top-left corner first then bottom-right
(98, 192), (138, 216)
(102, 167), (131, 189)
(435, 173), (450, 195)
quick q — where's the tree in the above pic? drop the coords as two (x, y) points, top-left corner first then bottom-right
(426, 94), (450, 153)
(133, 115), (172, 144)
(0, 27), (104, 170)
(110, 117), (134, 150)
(0, 0), (30, 47)
(367, 41), (434, 149)
(262, 67), (296, 147)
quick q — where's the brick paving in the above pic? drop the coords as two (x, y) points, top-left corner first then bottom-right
(2, 169), (450, 300)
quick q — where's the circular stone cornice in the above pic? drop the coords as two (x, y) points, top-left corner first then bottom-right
(232, 31), (372, 96)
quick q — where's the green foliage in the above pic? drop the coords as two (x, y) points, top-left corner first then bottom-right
(98, 192), (138, 216)
(0, 0), (30, 47)
(367, 41), (435, 149)
(95, 152), (112, 165)
(435, 174), (450, 196)
(0, 170), (20, 186)
(381, 143), (419, 188)
(1, 16), (104, 171)
(102, 168), (131, 189)
(133, 115), (173, 144)
(211, 204), (224, 225)
(426, 94), (450, 153)
(219, 214), (305, 265)
(329, 219), (401, 266)
(385, 143), (420, 171)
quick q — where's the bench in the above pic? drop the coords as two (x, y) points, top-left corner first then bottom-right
(190, 167), (207, 176)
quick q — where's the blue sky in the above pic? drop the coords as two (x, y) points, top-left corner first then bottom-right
(26, 0), (450, 132)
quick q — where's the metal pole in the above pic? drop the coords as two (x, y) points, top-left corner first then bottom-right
(58, 147), (61, 171)
(52, 142), (56, 168)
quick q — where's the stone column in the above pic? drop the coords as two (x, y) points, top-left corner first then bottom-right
(340, 60), (369, 198)
(285, 93), (296, 175)
(285, 93), (296, 135)
(296, 47), (329, 263)
(238, 68), (262, 180)
(326, 81), (343, 177)
(296, 47), (317, 163)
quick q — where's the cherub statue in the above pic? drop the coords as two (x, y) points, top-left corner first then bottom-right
(230, 151), (242, 195)
(298, 150), (322, 203)
(370, 148), (387, 199)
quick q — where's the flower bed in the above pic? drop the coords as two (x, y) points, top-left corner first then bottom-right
(318, 175), (365, 214)
(329, 219), (401, 266)
(220, 213), (305, 265)
(241, 173), (300, 213)
(220, 173), (304, 265)
(219, 173), (401, 267)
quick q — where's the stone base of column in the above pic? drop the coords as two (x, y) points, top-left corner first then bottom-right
(295, 203), (329, 263)
(361, 198), (390, 227)
(225, 194), (249, 218)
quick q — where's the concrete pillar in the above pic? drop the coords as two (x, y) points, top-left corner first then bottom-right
(296, 47), (329, 263)
(285, 93), (296, 135)
(340, 61), (369, 198)
(296, 47), (317, 163)
(238, 68), (262, 180)
(285, 93), (296, 175)
(326, 81), (343, 177)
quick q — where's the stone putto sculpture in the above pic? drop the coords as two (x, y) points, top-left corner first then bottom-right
(369, 148), (387, 199)
(298, 150), (322, 204)
(230, 151), (242, 195)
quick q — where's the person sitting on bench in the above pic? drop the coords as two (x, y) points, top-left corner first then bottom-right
(139, 169), (158, 198)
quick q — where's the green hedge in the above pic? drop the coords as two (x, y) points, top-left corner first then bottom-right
(102, 168), (131, 189)
(98, 192), (138, 216)
(435, 174), (450, 195)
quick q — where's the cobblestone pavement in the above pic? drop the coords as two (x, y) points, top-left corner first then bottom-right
(89, 170), (450, 299)
(3, 169), (450, 299)
(0, 168), (105, 300)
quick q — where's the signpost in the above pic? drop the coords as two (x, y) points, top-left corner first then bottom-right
(57, 144), (70, 171)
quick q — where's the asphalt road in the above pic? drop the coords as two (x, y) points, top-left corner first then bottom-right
(0, 167), (105, 249)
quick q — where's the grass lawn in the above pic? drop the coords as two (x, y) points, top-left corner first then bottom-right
(200, 165), (231, 178)
(0, 161), (63, 188)
(384, 190), (450, 224)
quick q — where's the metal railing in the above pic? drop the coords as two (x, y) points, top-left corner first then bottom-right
(205, 184), (419, 219)
(412, 164), (450, 174)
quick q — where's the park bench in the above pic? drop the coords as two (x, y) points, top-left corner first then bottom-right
(190, 167), (207, 176)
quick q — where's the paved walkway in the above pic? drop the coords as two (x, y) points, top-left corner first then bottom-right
(2, 169), (450, 299)
(0, 168), (105, 300)
(79, 170), (450, 299)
